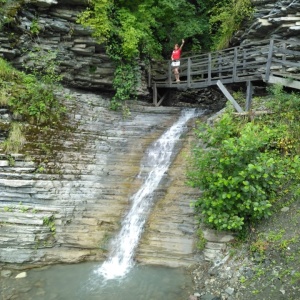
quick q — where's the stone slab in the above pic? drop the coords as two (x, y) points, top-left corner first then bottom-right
(203, 229), (235, 243)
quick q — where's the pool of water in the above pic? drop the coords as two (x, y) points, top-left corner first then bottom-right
(1, 262), (194, 300)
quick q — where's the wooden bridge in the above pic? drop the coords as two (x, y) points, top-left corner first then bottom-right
(149, 39), (300, 110)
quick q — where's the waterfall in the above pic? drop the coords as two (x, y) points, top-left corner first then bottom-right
(96, 109), (203, 280)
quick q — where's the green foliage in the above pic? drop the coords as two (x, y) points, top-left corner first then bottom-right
(78, 0), (207, 60)
(77, 0), (254, 106)
(110, 62), (139, 108)
(4, 206), (13, 212)
(43, 215), (56, 234)
(0, 0), (22, 29)
(0, 53), (65, 124)
(187, 89), (300, 231)
(209, 0), (253, 50)
(196, 229), (206, 250)
(30, 19), (40, 36)
(78, 0), (216, 107)
(1, 123), (25, 154)
(18, 202), (29, 213)
(0, 57), (19, 82)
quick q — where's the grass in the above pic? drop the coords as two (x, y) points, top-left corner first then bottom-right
(1, 122), (26, 153)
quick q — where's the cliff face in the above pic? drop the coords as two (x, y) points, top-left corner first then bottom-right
(232, 0), (300, 45)
(0, 0), (300, 268)
(0, 0), (148, 95)
(0, 88), (199, 267)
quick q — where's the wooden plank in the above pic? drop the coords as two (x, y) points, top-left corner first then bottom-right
(156, 91), (169, 107)
(233, 111), (274, 117)
(168, 61), (172, 85)
(267, 75), (300, 90)
(217, 80), (244, 112)
(271, 71), (300, 80)
(187, 58), (191, 88)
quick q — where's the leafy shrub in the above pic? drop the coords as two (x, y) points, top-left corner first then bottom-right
(0, 54), (65, 124)
(210, 0), (253, 50)
(1, 122), (25, 153)
(187, 108), (300, 232)
(110, 62), (139, 109)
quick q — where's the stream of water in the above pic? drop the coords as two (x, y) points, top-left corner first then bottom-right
(97, 108), (203, 280)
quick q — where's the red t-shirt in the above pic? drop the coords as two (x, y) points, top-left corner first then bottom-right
(172, 49), (181, 60)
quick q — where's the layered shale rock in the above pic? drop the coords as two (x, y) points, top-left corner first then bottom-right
(233, 0), (300, 45)
(0, 88), (200, 267)
(1, 0), (300, 270)
(136, 119), (202, 267)
(0, 0), (148, 96)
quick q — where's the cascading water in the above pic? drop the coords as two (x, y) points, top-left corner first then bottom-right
(96, 108), (204, 280)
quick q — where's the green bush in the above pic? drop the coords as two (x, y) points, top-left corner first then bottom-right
(1, 122), (25, 153)
(209, 0), (253, 50)
(0, 55), (65, 124)
(187, 108), (300, 232)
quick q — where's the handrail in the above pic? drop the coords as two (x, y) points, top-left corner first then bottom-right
(150, 38), (300, 90)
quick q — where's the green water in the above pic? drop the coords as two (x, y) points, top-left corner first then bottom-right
(1, 263), (194, 300)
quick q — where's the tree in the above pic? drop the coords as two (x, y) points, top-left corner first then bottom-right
(77, 0), (253, 105)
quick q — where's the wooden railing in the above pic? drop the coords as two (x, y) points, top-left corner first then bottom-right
(149, 39), (300, 90)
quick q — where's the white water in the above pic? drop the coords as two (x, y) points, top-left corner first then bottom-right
(96, 109), (203, 280)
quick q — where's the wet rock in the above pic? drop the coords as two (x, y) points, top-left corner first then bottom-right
(1, 270), (12, 278)
(281, 207), (289, 212)
(200, 294), (217, 300)
(225, 287), (234, 295)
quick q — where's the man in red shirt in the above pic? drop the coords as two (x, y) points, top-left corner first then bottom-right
(171, 39), (185, 82)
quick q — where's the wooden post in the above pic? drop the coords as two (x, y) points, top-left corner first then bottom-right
(153, 83), (157, 106)
(168, 61), (172, 86)
(217, 80), (244, 113)
(156, 91), (169, 107)
(265, 39), (274, 82)
(245, 81), (253, 111)
(243, 49), (246, 74)
(218, 54), (222, 78)
(233, 47), (238, 81)
(208, 53), (212, 85)
(187, 58), (191, 88)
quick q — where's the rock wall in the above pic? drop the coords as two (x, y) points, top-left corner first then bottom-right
(0, 0), (149, 96)
(232, 0), (300, 45)
(1, 0), (300, 269)
(0, 88), (199, 268)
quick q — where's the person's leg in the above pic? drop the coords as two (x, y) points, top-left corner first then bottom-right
(173, 67), (177, 80)
(174, 67), (180, 81)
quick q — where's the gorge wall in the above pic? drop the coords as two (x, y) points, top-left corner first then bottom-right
(0, 0), (300, 268)
(0, 88), (200, 268)
(0, 0), (149, 96)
